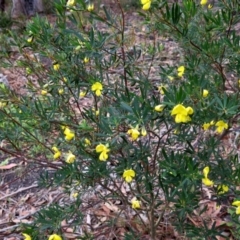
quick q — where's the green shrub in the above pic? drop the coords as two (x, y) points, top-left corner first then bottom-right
(1, 0), (240, 239)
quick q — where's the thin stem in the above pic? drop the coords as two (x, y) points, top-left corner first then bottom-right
(116, 0), (128, 92)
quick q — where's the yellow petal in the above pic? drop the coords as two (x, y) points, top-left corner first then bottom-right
(202, 177), (214, 187)
(203, 166), (210, 178)
(142, 1), (151, 10)
(232, 200), (240, 207)
(48, 234), (62, 240)
(23, 233), (32, 240)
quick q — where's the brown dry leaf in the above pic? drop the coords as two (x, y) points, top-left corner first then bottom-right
(104, 202), (119, 213)
(0, 164), (17, 170)
(101, 204), (111, 216)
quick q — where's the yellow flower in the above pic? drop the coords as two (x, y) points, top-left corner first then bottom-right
(83, 57), (89, 63)
(48, 234), (62, 240)
(171, 104), (194, 123)
(53, 151), (61, 159)
(58, 88), (64, 94)
(202, 166), (214, 187)
(232, 200), (240, 215)
(53, 63), (60, 71)
(64, 127), (75, 141)
(141, 0), (151, 10)
(177, 66), (185, 77)
(41, 90), (48, 95)
(208, 4), (213, 9)
(168, 75), (174, 81)
(23, 233), (32, 240)
(27, 36), (33, 43)
(87, 3), (94, 11)
(200, 0), (208, 6)
(158, 85), (166, 94)
(232, 200), (240, 207)
(215, 120), (228, 134)
(154, 104), (164, 112)
(202, 178), (214, 187)
(72, 192), (78, 198)
(217, 185), (229, 194)
(141, 127), (147, 136)
(63, 77), (68, 82)
(96, 144), (110, 161)
(52, 146), (61, 159)
(66, 0), (75, 7)
(123, 169), (136, 183)
(0, 101), (7, 108)
(203, 123), (210, 131)
(91, 82), (103, 96)
(96, 110), (99, 116)
(210, 120), (215, 125)
(84, 138), (91, 146)
(203, 89), (209, 97)
(203, 166), (210, 178)
(66, 151), (76, 164)
(236, 207), (240, 215)
(127, 127), (140, 141)
(131, 197), (141, 209)
(79, 91), (86, 98)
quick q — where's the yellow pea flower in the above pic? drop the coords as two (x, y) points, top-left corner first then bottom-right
(141, 127), (147, 136)
(123, 169), (136, 183)
(66, 0), (75, 7)
(203, 89), (209, 97)
(72, 192), (78, 198)
(58, 88), (64, 94)
(84, 138), (91, 146)
(171, 104), (193, 123)
(127, 127), (140, 141)
(48, 234), (62, 240)
(210, 120), (215, 125)
(177, 66), (185, 77)
(142, 1), (151, 10)
(22, 233), (32, 240)
(87, 3), (94, 11)
(41, 90), (48, 95)
(232, 200), (240, 215)
(96, 144), (110, 161)
(95, 109), (99, 116)
(217, 184), (229, 194)
(208, 4), (213, 9)
(83, 57), (89, 63)
(27, 36), (33, 43)
(200, 0), (208, 6)
(66, 151), (76, 164)
(202, 166), (214, 187)
(203, 123), (211, 131)
(53, 63), (60, 71)
(79, 91), (86, 98)
(64, 127), (75, 141)
(158, 85), (166, 94)
(0, 101), (7, 108)
(215, 120), (228, 134)
(52, 146), (61, 159)
(131, 197), (141, 209)
(91, 82), (103, 96)
(154, 104), (164, 112)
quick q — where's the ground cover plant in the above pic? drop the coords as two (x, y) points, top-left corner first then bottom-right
(1, 0), (240, 239)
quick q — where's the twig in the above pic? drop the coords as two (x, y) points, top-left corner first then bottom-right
(0, 224), (19, 233)
(0, 184), (38, 201)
